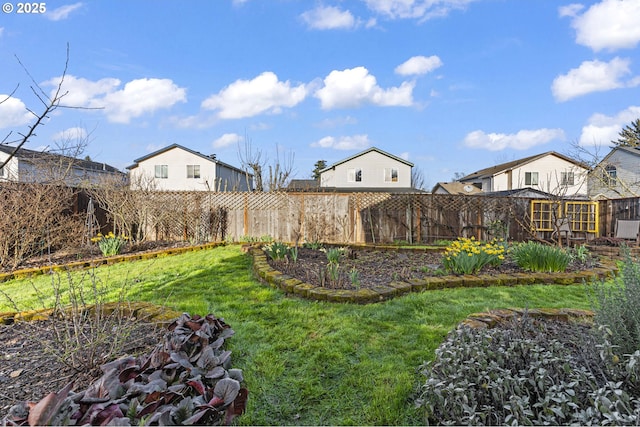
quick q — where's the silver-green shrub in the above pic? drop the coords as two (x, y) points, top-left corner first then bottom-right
(416, 314), (640, 425)
(589, 248), (640, 356)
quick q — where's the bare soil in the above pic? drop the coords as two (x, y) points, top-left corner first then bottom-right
(268, 246), (597, 290)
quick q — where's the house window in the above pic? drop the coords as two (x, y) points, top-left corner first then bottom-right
(155, 165), (168, 179)
(604, 165), (617, 186)
(525, 172), (539, 186)
(561, 172), (575, 186)
(384, 168), (398, 183)
(348, 168), (362, 182)
(187, 165), (200, 179)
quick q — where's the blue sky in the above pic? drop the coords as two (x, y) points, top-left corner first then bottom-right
(1, 0), (639, 188)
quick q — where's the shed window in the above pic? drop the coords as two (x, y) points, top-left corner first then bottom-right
(155, 165), (168, 179)
(348, 168), (362, 182)
(384, 168), (398, 183)
(525, 172), (538, 186)
(187, 165), (200, 179)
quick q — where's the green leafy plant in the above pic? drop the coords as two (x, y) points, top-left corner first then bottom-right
(91, 232), (129, 257)
(441, 237), (506, 275)
(570, 244), (591, 264)
(510, 241), (571, 272)
(262, 241), (293, 262)
(303, 241), (323, 250)
(323, 247), (346, 264)
(348, 267), (360, 289)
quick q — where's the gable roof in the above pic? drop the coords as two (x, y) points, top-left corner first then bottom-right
(320, 147), (414, 173)
(0, 144), (122, 174)
(595, 145), (640, 167)
(460, 151), (589, 181)
(431, 181), (482, 195)
(126, 143), (251, 176)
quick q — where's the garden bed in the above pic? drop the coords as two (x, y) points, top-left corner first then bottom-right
(264, 245), (603, 291)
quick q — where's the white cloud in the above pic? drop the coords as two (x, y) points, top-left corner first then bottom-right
(568, 0), (640, 51)
(43, 75), (187, 124)
(364, 0), (476, 21)
(99, 78), (187, 123)
(43, 75), (121, 107)
(202, 72), (307, 119)
(579, 106), (640, 146)
(395, 55), (443, 76)
(558, 3), (584, 18)
(463, 128), (565, 151)
(213, 133), (242, 148)
(52, 127), (88, 142)
(46, 2), (83, 21)
(315, 66), (414, 109)
(552, 57), (635, 102)
(0, 96), (33, 128)
(311, 134), (370, 150)
(300, 6), (358, 30)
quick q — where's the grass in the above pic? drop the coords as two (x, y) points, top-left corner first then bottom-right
(0, 245), (594, 425)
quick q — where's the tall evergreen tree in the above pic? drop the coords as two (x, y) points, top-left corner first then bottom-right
(311, 160), (327, 180)
(614, 118), (640, 147)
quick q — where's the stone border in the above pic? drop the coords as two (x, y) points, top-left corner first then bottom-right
(0, 242), (225, 284)
(0, 301), (182, 326)
(459, 307), (594, 329)
(249, 247), (619, 304)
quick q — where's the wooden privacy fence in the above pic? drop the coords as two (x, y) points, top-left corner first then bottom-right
(89, 190), (599, 244)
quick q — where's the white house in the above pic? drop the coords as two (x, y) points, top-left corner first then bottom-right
(458, 151), (590, 197)
(127, 144), (253, 191)
(319, 147), (414, 190)
(0, 144), (123, 186)
(588, 146), (640, 199)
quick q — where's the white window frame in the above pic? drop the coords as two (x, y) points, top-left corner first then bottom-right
(525, 171), (539, 186)
(187, 164), (201, 179)
(384, 168), (398, 183)
(560, 171), (574, 186)
(348, 168), (362, 183)
(155, 165), (168, 179)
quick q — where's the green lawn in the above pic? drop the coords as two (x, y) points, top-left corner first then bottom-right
(0, 245), (594, 425)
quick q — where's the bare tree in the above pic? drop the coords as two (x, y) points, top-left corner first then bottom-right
(411, 166), (427, 191)
(1, 47), (71, 170)
(237, 133), (295, 191)
(237, 133), (264, 191)
(267, 144), (295, 191)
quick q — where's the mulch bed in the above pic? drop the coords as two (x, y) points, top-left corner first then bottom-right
(267, 246), (598, 290)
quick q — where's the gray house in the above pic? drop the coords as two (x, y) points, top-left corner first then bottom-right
(127, 144), (253, 191)
(319, 147), (414, 191)
(589, 146), (640, 199)
(0, 144), (123, 186)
